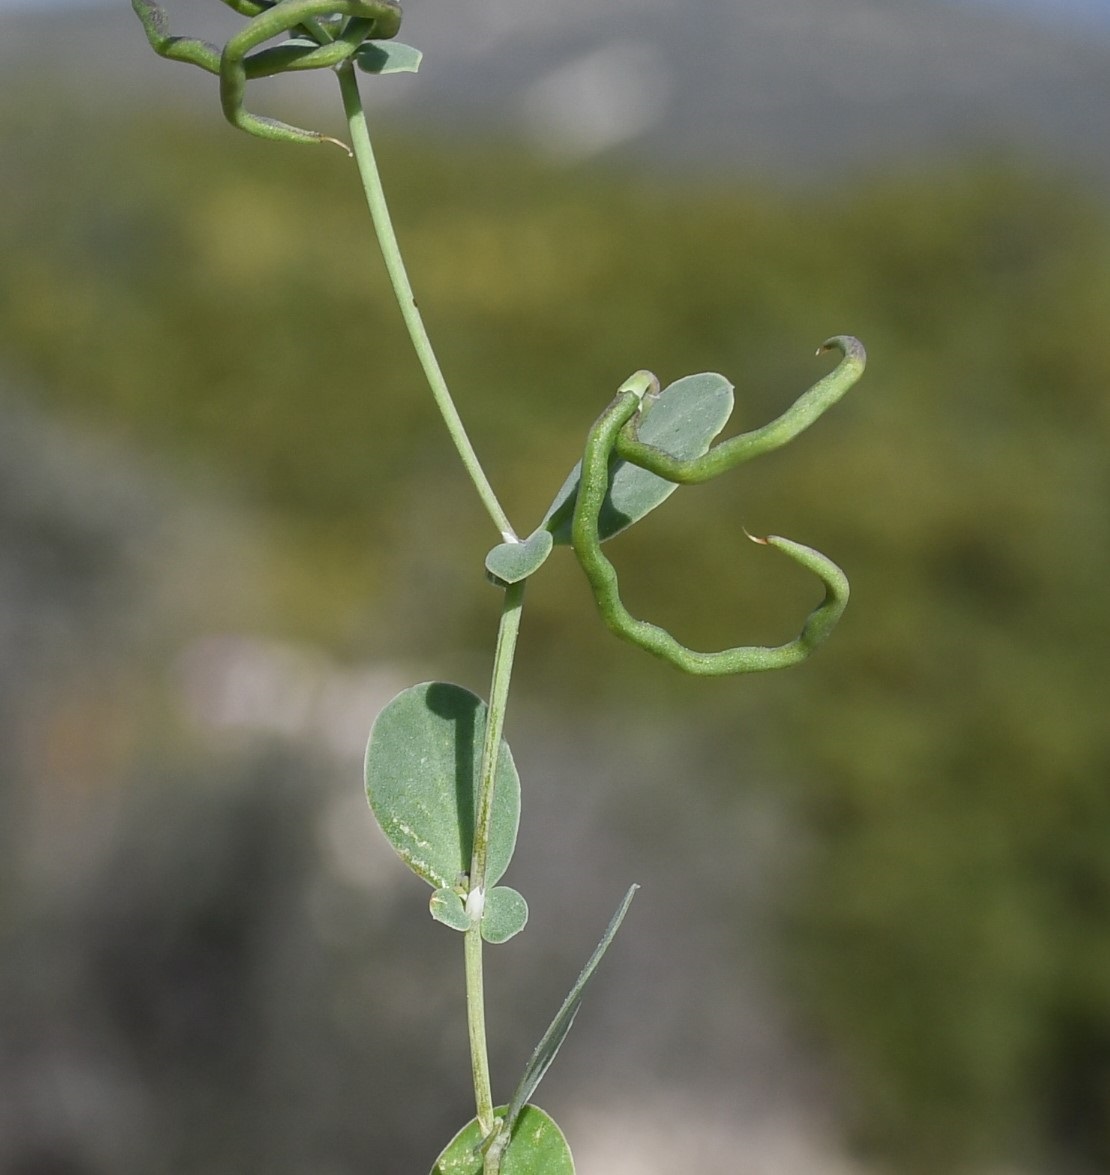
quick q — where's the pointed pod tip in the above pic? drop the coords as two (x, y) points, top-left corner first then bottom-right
(817, 335), (867, 367)
(743, 527), (771, 546)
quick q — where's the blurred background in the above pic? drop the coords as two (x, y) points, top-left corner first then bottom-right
(2, 1), (1109, 1172)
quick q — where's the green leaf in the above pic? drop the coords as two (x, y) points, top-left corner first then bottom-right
(430, 887), (470, 932)
(365, 682), (521, 890)
(355, 40), (423, 75)
(430, 1105), (573, 1175)
(481, 885), (529, 944)
(502, 886), (638, 1136)
(543, 372), (733, 544)
(485, 529), (554, 585)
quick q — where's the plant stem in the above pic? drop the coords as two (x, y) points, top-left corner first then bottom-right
(339, 59), (526, 1167)
(337, 63), (517, 542)
(465, 578), (526, 1146)
(470, 579), (525, 896)
(464, 922), (495, 1138)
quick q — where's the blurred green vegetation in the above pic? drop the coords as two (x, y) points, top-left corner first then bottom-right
(3, 91), (1109, 1172)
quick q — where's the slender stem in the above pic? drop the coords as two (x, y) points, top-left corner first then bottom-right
(470, 580), (525, 896)
(337, 59), (525, 1164)
(464, 922), (495, 1138)
(337, 63), (517, 541)
(465, 579), (526, 1146)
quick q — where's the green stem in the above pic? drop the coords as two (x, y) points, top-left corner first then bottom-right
(465, 579), (526, 1147)
(464, 922), (495, 1139)
(337, 63), (517, 541)
(470, 580), (525, 896)
(338, 59), (525, 1166)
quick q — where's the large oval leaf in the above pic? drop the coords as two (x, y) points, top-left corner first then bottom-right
(430, 1105), (573, 1175)
(365, 682), (520, 890)
(542, 371), (734, 544)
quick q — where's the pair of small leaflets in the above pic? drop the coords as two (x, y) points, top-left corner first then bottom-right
(430, 886), (638, 1175)
(365, 682), (527, 944)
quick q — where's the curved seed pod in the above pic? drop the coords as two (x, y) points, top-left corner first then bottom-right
(222, 3), (271, 17)
(132, 0), (224, 72)
(131, 0), (404, 148)
(615, 335), (865, 482)
(220, 1), (402, 145)
(570, 343), (858, 675)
